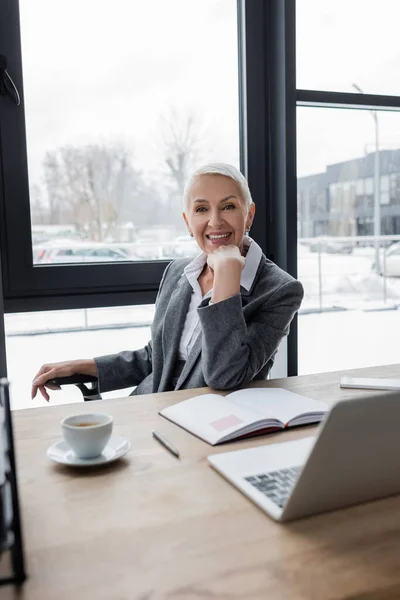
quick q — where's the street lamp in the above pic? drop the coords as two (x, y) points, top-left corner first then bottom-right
(352, 83), (381, 274)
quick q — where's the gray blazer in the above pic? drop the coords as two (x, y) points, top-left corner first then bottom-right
(94, 255), (304, 395)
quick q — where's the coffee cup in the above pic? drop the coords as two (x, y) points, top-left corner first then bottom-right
(61, 413), (113, 459)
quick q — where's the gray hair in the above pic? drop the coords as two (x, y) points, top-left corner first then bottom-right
(183, 163), (254, 210)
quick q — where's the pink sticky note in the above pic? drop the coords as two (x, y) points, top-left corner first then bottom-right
(210, 414), (243, 432)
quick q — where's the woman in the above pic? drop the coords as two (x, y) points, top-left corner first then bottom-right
(31, 163), (303, 400)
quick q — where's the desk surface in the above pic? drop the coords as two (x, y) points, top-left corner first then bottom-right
(3, 363), (400, 599)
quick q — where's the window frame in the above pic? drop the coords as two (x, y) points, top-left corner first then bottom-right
(295, 4), (400, 374)
(0, 0), (300, 374)
(240, 0), (299, 375)
(0, 0), (194, 310)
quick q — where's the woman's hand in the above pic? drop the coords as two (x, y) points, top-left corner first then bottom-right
(206, 244), (245, 273)
(31, 359), (97, 401)
(207, 245), (245, 304)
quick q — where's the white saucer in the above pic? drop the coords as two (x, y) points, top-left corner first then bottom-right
(47, 435), (130, 467)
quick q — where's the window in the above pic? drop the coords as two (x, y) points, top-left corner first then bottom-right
(365, 178), (374, 195)
(297, 0), (400, 96)
(381, 175), (390, 205)
(297, 2), (400, 374)
(1, 2), (300, 378)
(356, 179), (364, 196)
(5, 305), (154, 409)
(22, 0), (240, 259)
(0, 0), (240, 309)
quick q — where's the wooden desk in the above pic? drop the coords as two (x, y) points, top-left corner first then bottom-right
(3, 363), (400, 599)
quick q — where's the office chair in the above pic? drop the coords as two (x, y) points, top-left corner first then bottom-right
(47, 374), (101, 401)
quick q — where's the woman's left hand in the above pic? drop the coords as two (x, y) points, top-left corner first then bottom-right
(207, 244), (245, 273)
(207, 245), (245, 303)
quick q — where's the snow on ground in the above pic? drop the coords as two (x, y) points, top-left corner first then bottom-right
(298, 309), (400, 375)
(298, 246), (400, 309)
(4, 247), (400, 410)
(5, 307), (400, 411)
(6, 325), (152, 410)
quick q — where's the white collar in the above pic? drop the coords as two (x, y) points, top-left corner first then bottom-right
(183, 236), (262, 292)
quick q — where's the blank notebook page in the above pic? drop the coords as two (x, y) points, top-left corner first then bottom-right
(227, 388), (327, 425)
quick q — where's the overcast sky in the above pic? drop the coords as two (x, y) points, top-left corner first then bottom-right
(19, 0), (239, 189)
(297, 0), (400, 176)
(19, 0), (400, 191)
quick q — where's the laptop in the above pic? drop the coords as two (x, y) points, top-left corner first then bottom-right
(208, 392), (400, 522)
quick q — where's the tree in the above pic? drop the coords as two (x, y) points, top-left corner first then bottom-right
(159, 108), (203, 226)
(42, 143), (145, 240)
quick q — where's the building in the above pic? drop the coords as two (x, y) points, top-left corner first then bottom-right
(298, 149), (400, 238)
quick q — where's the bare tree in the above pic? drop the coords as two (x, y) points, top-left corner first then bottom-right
(42, 143), (144, 240)
(161, 108), (202, 212)
(42, 152), (63, 224)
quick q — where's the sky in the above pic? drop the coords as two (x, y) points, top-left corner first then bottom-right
(296, 0), (400, 176)
(18, 0), (400, 193)
(19, 0), (240, 191)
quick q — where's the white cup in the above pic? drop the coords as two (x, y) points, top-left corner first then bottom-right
(61, 413), (113, 459)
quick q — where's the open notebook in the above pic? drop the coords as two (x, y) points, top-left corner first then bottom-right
(160, 388), (328, 445)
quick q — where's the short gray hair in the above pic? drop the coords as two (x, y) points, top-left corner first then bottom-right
(183, 163), (254, 210)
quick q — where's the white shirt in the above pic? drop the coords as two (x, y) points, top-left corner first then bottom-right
(178, 237), (263, 360)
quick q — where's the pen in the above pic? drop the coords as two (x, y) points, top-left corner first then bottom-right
(152, 430), (180, 459)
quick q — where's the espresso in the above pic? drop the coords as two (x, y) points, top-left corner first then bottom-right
(75, 422), (98, 427)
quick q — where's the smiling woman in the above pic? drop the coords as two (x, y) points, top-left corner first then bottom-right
(32, 164), (304, 400)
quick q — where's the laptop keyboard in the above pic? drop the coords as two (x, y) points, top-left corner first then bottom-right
(244, 466), (302, 509)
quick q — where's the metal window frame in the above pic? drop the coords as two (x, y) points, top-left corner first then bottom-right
(0, 255), (6, 380)
(0, 0), (181, 312)
(2, 0), (400, 380)
(0, 0), (301, 375)
(297, 89), (400, 111)
(239, 0), (298, 375)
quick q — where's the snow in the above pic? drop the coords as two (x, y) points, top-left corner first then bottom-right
(6, 325), (152, 410)
(4, 247), (400, 410)
(299, 246), (400, 309)
(298, 309), (400, 375)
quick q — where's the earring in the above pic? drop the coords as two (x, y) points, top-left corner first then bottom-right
(189, 231), (194, 237)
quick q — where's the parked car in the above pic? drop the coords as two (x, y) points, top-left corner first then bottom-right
(373, 242), (400, 277)
(170, 235), (198, 258)
(132, 238), (164, 260)
(33, 242), (130, 264)
(32, 247), (48, 263)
